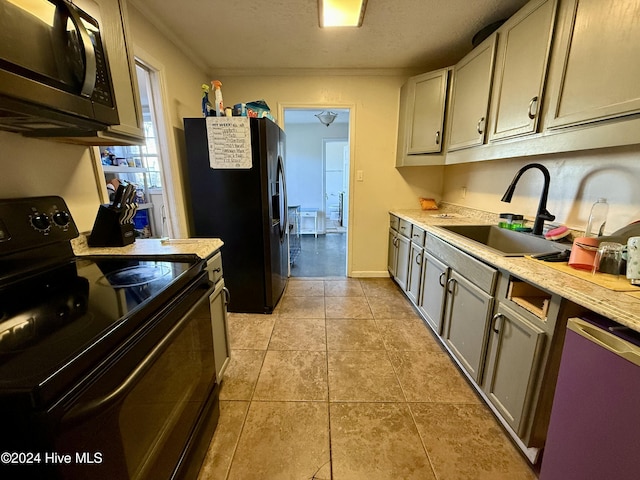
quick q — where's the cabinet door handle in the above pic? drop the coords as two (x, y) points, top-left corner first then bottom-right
(477, 117), (485, 135)
(446, 277), (457, 294)
(416, 254), (422, 266)
(439, 271), (447, 287)
(223, 287), (231, 306)
(435, 130), (441, 145)
(492, 313), (504, 334)
(528, 96), (539, 120)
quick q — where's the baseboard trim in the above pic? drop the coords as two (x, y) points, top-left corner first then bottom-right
(349, 271), (391, 278)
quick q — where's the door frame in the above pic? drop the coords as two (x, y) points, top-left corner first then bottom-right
(132, 53), (176, 238)
(278, 102), (356, 276)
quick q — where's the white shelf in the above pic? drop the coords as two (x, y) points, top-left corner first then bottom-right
(103, 165), (149, 173)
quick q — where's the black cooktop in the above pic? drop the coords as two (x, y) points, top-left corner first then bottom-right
(0, 196), (210, 408)
(0, 254), (204, 406)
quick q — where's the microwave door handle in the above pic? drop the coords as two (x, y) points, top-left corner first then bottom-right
(64, 3), (97, 97)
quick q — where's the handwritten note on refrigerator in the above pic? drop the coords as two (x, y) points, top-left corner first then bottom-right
(205, 117), (252, 169)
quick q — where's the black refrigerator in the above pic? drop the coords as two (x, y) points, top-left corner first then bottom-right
(183, 117), (288, 313)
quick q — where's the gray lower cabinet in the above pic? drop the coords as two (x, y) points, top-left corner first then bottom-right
(406, 242), (423, 304)
(388, 222), (411, 290)
(388, 229), (408, 282)
(388, 221), (586, 462)
(482, 302), (546, 436)
(417, 252), (449, 334)
(395, 235), (410, 290)
(388, 228), (399, 277)
(442, 270), (494, 382)
(209, 279), (230, 379)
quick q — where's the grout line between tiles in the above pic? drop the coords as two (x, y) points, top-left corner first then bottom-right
(223, 315), (275, 479)
(219, 277), (531, 479)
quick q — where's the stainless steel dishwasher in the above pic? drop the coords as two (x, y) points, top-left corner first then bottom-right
(539, 315), (640, 480)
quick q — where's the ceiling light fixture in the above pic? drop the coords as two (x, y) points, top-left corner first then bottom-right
(318, 0), (368, 28)
(315, 111), (338, 126)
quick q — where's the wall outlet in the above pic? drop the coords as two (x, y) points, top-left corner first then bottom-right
(461, 186), (467, 199)
(356, 170), (364, 182)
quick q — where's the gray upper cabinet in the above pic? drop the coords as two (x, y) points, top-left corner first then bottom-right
(396, 69), (450, 166)
(444, 0), (640, 164)
(545, 0), (640, 129)
(447, 34), (497, 152)
(488, 0), (557, 142)
(406, 70), (449, 155)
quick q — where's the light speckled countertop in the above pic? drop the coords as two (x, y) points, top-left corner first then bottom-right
(391, 205), (640, 333)
(72, 235), (224, 262)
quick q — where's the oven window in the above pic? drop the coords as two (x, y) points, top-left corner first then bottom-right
(55, 283), (216, 480)
(119, 298), (214, 478)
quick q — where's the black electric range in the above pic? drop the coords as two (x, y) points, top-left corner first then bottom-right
(0, 196), (218, 480)
(0, 254), (203, 405)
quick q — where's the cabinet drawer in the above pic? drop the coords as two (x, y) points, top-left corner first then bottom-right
(410, 225), (426, 246)
(398, 219), (412, 238)
(206, 252), (223, 284)
(427, 234), (497, 294)
(389, 214), (400, 231)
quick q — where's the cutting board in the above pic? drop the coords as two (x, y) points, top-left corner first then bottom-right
(526, 257), (639, 292)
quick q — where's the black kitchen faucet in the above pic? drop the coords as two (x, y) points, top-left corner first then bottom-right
(501, 163), (555, 236)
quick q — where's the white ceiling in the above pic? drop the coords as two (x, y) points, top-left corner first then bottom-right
(285, 108), (350, 126)
(128, 0), (529, 75)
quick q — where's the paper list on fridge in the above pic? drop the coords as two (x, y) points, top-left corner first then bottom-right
(205, 116), (252, 169)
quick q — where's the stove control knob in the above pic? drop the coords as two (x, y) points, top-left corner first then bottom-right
(30, 213), (51, 232)
(53, 210), (71, 227)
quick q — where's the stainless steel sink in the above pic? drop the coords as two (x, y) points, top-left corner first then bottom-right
(439, 225), (568, 257)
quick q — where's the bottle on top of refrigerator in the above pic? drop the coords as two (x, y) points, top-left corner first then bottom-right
(585, 198), (609, 237)
(211, 80), (224, 116)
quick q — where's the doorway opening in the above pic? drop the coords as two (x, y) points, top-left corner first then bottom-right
(283, 108), (351, 277)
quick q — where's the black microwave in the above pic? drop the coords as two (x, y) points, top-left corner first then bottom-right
(0, 0), (119, 137)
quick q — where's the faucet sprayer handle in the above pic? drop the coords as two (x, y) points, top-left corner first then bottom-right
(538, 209), (555, 222)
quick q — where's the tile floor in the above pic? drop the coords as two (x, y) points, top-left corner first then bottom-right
(197, 278), (538, 480)
(291, 233), (346, 277)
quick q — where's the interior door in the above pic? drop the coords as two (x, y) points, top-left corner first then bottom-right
(323, 139), (348, 231)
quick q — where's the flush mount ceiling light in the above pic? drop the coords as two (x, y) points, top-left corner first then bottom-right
(319, 0), (368, 27)
(315, 111), (338, 126)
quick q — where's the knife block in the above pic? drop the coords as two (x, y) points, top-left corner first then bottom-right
(88, 204), (135, 247)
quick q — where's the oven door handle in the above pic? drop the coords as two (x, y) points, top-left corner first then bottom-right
(63, 283), (215, 427)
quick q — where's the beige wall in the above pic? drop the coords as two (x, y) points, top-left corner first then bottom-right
(4, 4), (636, 275)
(219, 75), (444, 276)
(127, 8), (446, 274)
(0, 2), (211, 236)
(127, 2), (210, 237)
(442, 145), (640, 235)
(0, 132), (101, 233)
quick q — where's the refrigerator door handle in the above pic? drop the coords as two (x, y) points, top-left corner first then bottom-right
(277, 155), (287, 243)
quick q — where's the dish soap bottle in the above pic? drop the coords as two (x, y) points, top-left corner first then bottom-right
(211, 80), (224, 116)
(585, 198), (609, 237)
